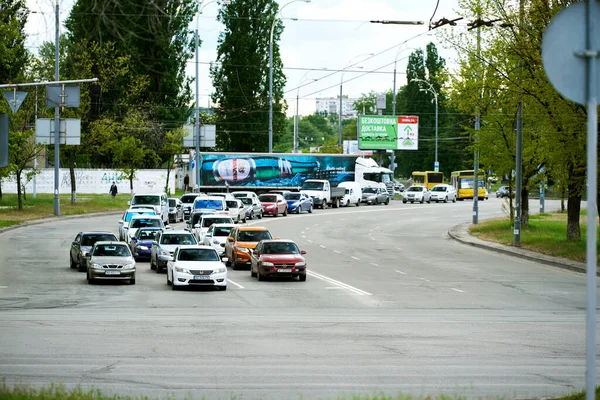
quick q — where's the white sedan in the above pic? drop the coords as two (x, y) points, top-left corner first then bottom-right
(430, 184), (457, 203)
(166, 245), (227, 291)
(402, 185), (431, 204)
(202, 223), (236, 257)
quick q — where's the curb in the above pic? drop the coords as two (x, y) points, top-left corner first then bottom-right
(0, 211), (124, 236)
(448, 222), (593, 276)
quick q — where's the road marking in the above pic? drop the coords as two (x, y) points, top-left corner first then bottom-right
(308, 271), (372, 296)
(351, 256), (360, 260)
(395, 247), (402, 251)
(308, 239), (313, 243)
(313, 224), (319, 227)
(0, 286), (7, 289)
(325, 287), (344, 290)
(420, 277), (431, 283)
(371, 263), (379, 267)
(395, 270), (406, 275)
(227, 279), (244, 289)
(452, 288), (465, 293)
(333, 250), (341, 254)
(301, 235), (306, 238)
(319, 244), (326, 249)
(325, 221), (332, 223)
(371, 237), (376, 241)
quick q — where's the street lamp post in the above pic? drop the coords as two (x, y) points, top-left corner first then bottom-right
(339, 53), (373, 147)
(269, 0), (310, 154)
(411, 78), (439, 171)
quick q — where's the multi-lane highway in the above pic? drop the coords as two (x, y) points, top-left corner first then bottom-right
(0, 197), (596, 400)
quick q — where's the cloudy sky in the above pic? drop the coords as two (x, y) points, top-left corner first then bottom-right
(25, 0), (464, 116)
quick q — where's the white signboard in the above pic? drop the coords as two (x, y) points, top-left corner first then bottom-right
(0, 168), (175, 195)
(397, 116), (419, 150)
(35, 118), (81, 145)
(183, 124), (216, 148)
(343, 140), (373, 156)
(376, 93), (386, 109)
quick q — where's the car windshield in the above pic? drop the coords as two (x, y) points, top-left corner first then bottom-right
(409, 187), (423, 192)
(237, 230), (272, 242)
(194, 199), (224, 210)
(232, 193), (249, 199)
(259, 195), (277, 203)
(178, 248), (220, 262)
(180, 195), (197, 204)
(138, 230), (159, 240)
(160, 234), (196, 245)
(124, 211), (153, 222)
(81, 234), (117, 246)
(213, 226), (233, 236)
(362, 187), (377, 194)
(432, 186), (447, 192)
(169, 199), (176, 207)
(130, 218), (162, 229)
(225, 200), (238, 208)
(93, 244), (131, 257)
(262, 242), (300, 255)
(132, 195), (160, 205)
(240, 198), (252, 205)
(202, 218), (232, 227)
(284, 193), (301, 200)
(301, 181), (324, 190)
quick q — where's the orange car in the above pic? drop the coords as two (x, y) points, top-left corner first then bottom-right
(224, 226), (273, 269)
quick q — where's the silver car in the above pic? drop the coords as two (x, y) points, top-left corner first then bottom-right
(402, 185), (431, 204)
(168, 198), (184, 223)
(239, 196), (263, 220)
(87, 241), (136, 284)
(150, 230), (197, 273)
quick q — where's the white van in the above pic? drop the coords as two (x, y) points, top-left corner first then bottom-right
(129, 193), (169, 224)
(338, 181), (362, 207)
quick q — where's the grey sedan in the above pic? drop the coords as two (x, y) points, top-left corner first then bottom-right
(87, 241), (136, 284)
(361, 186), (390, 205)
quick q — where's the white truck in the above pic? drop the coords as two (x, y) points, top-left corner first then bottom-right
(300, 179), (346, 209)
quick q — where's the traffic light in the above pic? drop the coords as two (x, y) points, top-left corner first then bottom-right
(0, 114), (8, 167)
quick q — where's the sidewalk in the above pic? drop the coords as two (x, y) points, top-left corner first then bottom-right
(448, 222), (593, 276)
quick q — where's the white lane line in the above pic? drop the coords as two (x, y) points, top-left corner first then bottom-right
(319, 244), (326, 249)
(325, 221), (332, 223)
(0, 286), (7, 289)
(452, 288), (465, 293)
(371, 237), (376, 241)
(351, 256), (360, 260)
(333, 250), (341, 254)
(308, 239), (313, 243)
(325, 287), (344, 290)
(371, 263), (379, 267)
(308, 271), (372, 296)
(395, 270), (406, 275)
(227, 279), (244, 289)
(375, 226), (380, 229)
(420, 277), (431, 283)
(395, 247), (402, 251)
(301, 235), (306, 238)
(313, 224), (319, 227)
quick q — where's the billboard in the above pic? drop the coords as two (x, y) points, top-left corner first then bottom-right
(358, 115), (419, 150)
(199, 153), (360, 188)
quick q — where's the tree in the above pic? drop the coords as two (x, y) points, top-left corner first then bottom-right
(353, 91), (377, 116)
(161, 128), (185, 194)
(7, 127), (43, 210)
(0, 0), (29, 83)
(211, 0), (287, 152)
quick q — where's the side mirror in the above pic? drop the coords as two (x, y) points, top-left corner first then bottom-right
(301, 250), (307, 255)
(206, 234), (212, 238)
(194, 224), (200, 229)
(118, 220), (124, 224)
(152, 241), (158, 245)
(253, 250), (258, 255)
(227, 237), (234, 242)
(72, 241), (78, 246)
(221, 257), (228, 263)
(131, 237), (137, 242)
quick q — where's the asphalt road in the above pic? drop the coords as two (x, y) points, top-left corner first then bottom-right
(0, 197), (597, 400)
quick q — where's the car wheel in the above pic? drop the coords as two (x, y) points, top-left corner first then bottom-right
(321, 201), (327, 209)
(402, 200), (407, 204)
(70, 254), (76, 269)
(283, 207), (287, 216)
(296, 206), (301, 214)
(356, 200), (360, 207)
(156, 263), (162, 273)
(426, 199), (431, 203)
(384, 198), (389, 205)
(274, 210), (278, 217)
(298, 274), (307, 282)
(308, 205), (313, 213)
(150, 256), (156, 270)
(167, 272), (172, 286)
(258, 211), (263, 219)
(420, 197), (424, 204)
(172, 281), (178, 291)
(77, 257), (87, 273)
(87, 274), (94, 284)
(452, 197), (456, 203)
(444, 196), (448, 203)
(257, 269), (264, 281)
(374, 199), (379, 205)
(130, 276), (136, 285)
(251, 266), (257, 278)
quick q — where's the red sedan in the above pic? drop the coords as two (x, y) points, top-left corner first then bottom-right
(258, 193), (288, 217)
(250, 240), (307, 281)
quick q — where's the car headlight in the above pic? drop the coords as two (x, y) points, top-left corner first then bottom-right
(159, 249), (170, 256)
(90, 263), (103, 269)
(295, 262), (306, 267)
(261, 261), (274, 267)
(213, 267), (226, 274)
(174, 266), (191, 274)
(136, 245), (149, 250)
(235, 246), (249, 253)
(123, 263), (135, 269)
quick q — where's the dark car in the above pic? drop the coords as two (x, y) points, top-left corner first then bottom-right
(129, 227), (163, 260)
(187, 209), (216, 231)
(283, 192), (313, 214)
(250, 239), (307, 281)
(70, 231), (118, 272)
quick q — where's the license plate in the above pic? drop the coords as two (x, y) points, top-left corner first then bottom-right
(105, 270), (121, 275)
(277, 269), (292, 273)
(193, 275), (211, 280)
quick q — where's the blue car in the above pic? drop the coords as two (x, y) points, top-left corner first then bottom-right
(283, 192), (313, 214)
(130, 227), (163, 260)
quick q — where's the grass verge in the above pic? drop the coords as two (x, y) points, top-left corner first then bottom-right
(469, 210), (598, 263)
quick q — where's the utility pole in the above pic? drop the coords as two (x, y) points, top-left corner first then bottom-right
(195, 27), (201, 193)
(53, 0), (60, 216)
(472, 23), (481, 225)
(514, 0), (525, 246)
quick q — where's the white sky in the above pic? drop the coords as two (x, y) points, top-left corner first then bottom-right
(25, 0), (463, 117)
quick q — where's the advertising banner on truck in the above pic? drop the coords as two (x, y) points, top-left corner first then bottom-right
(358, 115), (419, 150)
(199, 153), (359, 188)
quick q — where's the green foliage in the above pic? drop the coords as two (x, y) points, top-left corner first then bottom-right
(0, 0), (29, 83)
(353, 91), (377, 115)
(211, 0), (287, 152)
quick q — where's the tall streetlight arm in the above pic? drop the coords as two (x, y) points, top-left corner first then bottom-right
(411, 78), (439, 172)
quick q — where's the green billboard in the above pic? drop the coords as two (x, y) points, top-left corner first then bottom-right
(358, 115), (419, 150)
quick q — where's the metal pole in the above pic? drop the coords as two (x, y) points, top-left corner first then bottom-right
(472, 24), (480, 225)
(514, 0), (525, 246)
(392, 62), (397, 116)
(268, 23), (274, 153)
(338, 82), (343, 147)
(435, 93), (438, 171)
(540, 181), (545, 213)
(33, 84), (38, 198)
(584, 0), (597, 398)
(294, 92), (299, 153)
(53, 0), (60, 216)
(195, 28), (200, 193)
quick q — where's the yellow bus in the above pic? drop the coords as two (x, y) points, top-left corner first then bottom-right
(411, 171), (444, 190)
(450, 170), (487, 200)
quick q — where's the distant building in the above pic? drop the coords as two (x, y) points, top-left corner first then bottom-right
(315, 95), (358, 118)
